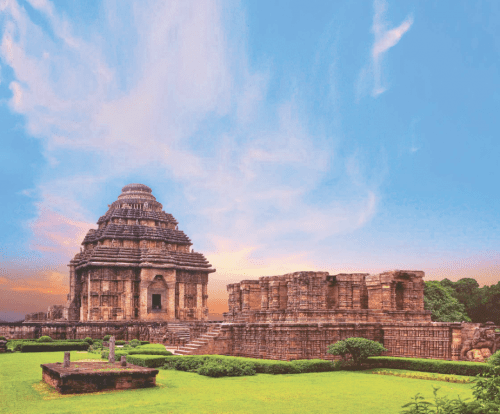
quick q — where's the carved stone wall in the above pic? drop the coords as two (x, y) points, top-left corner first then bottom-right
(225, 271), (431, 324)
(0, 321), (210, 346)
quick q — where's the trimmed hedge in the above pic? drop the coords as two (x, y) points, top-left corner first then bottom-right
(126, 354), (168, 368)
(115, 340), (127, 345)
(367, 357), (490, 376)
(197, 360), (256, 377)
(37, 336), (53, 343)
(128, 344), (173, 356)
(101, 350), (129, 360)
(140, 341), (150, 345)
(163, 355), (340, 375)
(20, 342), (89, 352)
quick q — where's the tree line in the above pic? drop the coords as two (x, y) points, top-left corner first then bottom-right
(424, 278), (500, 324)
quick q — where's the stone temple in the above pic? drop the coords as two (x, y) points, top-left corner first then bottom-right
(1, 183), (499, 363)
(65, 183), (214, 323)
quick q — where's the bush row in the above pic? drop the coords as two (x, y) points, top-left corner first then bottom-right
(367, 356), (490, 376)
(20, 342), (90, 352)
(128, 344), (172, 356)
(126, 355), (169, 368)
(163, 355), (341, 376)
(100, 344), (172, 359)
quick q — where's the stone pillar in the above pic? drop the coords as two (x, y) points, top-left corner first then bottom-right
(299, 281), (309, 310)
(109, 336), (115, 363)
(120, 355), (127, 366)
(338, 282), (348, 310)
(352, 284), (361, 309)
(451, 327), (462, 361)
(382, 284), (393, 310)
(242, 288), (250, 311)
(261, 282), (269, 310)
(124, 279), (133, 320)
(63, 351), (70, 368)
(196, 283), (203, 319)
(87, 273), (92, 321)
(167, 282), (176, 319)
(68, 264), (76, 304)
(202, 282), (208, 307)
(270, 282), (280, 310)
(178, 283), (185, 309)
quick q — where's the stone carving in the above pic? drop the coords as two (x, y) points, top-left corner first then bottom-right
(461, 324), (499, 361)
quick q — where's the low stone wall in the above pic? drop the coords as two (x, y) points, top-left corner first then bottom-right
(0, 321), (210, 345)
(203, 322), (462, 361)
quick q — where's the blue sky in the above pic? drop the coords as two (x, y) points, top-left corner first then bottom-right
(1, 0), (499, 320)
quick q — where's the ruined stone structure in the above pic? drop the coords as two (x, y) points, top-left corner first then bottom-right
(173, 271), (498, 362)
(225, 270), (430, 323)
(63, 183), (214, 322)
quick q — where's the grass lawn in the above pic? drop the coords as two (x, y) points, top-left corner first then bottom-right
(0, 352), (474, 414)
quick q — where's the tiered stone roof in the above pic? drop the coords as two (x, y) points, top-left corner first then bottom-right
(82, 225), (191, 244)
(72, 184), (214, 273)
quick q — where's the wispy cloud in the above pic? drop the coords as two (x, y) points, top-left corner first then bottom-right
(357, 0), (413, 99)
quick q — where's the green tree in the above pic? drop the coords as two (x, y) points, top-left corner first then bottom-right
(327, 337), (387, 366)
(424, 281), (471, 322)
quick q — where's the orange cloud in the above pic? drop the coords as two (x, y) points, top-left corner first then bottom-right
(29, 205), (94, 256)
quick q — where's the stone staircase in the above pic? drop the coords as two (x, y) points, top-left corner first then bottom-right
(173, 324), (222, 355)
(167, 322), (191, 344)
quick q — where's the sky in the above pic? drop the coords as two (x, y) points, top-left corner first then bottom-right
(0, 0), (499, 321)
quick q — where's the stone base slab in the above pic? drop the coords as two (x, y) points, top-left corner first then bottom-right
(41, 361), (158, 394)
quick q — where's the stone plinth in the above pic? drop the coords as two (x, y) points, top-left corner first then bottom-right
(41, 361), (158, 394)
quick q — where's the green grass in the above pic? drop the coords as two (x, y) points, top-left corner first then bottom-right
(0, 352), (474, 414)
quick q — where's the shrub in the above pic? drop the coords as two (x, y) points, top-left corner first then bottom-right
(103, 335), (111, 341)
(197, 360), (256, 378)
(327, 338), (387, 366)
(0, 336), (7, 341)
(128, 344), (173, 356)
(126, 355), (167, 368)
(489, 350), (500, 367)
(101, 349), (129, 360)
(20, 342), (89, 352)
(165, 356), (209, 372)
(140, 341), (150, 345)
(291, 359), (339, 373)
(368, 357), (490, 377)
(84, 337), (93, 345)
(37, 336), (53, 343)
(130, 339), (140, 348)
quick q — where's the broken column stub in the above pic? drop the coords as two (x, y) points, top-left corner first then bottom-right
(63, 351), (70, 368)
(109, 336), (115, 363)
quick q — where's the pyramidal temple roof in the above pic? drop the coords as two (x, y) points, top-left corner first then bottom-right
(70, 184), (214, 272)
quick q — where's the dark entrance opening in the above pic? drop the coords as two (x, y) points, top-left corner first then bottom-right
(395, 282), (404, 310)
(152, 294), (162, 310)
